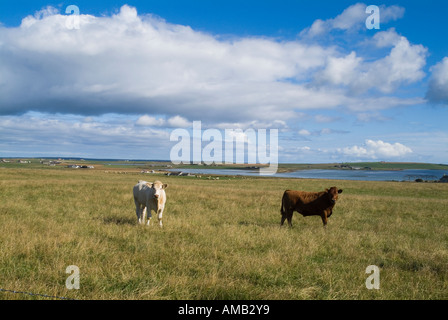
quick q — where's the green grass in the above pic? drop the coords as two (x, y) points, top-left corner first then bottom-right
(0, 167), (447, 300)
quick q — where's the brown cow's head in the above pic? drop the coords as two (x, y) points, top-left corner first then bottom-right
(325, 187), (343, 204)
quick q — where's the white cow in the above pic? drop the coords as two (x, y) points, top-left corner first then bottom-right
(133, 180), (168, 227)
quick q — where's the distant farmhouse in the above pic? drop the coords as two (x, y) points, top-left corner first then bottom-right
(67, 164), (94, 169)
(334, 164), (371, 170)
(40, 160), (61, 166)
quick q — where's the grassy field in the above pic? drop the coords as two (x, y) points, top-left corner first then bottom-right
(0, 167), (447, 300)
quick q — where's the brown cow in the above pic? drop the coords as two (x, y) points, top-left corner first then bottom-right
(280, 187), (343, 227)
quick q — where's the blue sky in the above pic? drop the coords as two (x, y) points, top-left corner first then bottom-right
(0, 0), (447, 163)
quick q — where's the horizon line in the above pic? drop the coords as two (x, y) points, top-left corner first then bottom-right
(1, 156), (447, 166)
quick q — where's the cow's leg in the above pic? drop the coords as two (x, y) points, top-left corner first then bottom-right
(286, 211), (293, 227)
(138, 206), (143, 224)
(280, 210), (287, 226)
(320, 212), (328, 227)
(142, 207), (148, 225)
(134, 199), (142, 224)
(146, 211), (151, 226)
(280, 201), (286, 226)
(157, 207), (164, 227)
(146, 203), (153, 226)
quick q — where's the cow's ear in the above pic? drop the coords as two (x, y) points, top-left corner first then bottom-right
(163, 184), (168, 189)
(325, 188), (329, 193)
(146, 183), (153, 188)
(338, 189), (343, 194)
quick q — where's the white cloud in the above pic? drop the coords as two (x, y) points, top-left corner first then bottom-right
(298, 129), (311, 136)
(426, 57), (448, 105)
(0, 112), (171, 158)
(0, 3), (424, 126)
(372, 28), (402, 48)
(0, 5), (337, 121)
(315, 51), (362, 86)
(300, 4), (426, 97)
(367, 140), (413, 157)
(366, 37), (427, 93)
(304, 19), (326, 38)
(300, 3), (405, 37)
(338, 139), (412, 159)
(380, 5), (406, 23)
(136, 115), (191, 128)
(315, 36), (427, 94)
(136, 115), (165, 127)
(332, 3), (370, 31)
(339, 145), (370, 157)
(167, 115), (191, 128)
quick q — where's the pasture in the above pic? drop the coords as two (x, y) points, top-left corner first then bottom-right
(0, 167), (447, 300)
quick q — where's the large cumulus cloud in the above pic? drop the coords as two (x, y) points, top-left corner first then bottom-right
(0, 5), (333, 120)
(0, 4), (427, 126)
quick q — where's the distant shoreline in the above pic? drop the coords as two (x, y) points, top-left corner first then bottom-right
(1, 157), (447, 172)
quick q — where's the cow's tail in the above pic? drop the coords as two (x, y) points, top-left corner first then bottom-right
(280, 191), (286, 216)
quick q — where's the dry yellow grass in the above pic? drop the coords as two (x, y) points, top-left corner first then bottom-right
(0, 167), (447, 300)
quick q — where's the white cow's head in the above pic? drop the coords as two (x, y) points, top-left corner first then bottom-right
(147, 180), (168, 199)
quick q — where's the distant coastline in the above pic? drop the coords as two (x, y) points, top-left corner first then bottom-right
(1, 158), (447, 171)
(1, 157), (447, 182)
